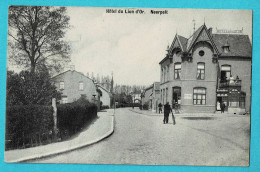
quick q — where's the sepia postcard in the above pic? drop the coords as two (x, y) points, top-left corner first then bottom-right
(5, 6), (252, 166)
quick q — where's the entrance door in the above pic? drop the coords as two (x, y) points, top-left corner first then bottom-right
(217, 97), (222, 111)
(172, 87), (181, 108)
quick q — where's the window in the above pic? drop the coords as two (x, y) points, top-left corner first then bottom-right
(199, 50), (205, 56)
(61, 97), (68, 104)
(166, 65), (169, 81)
(59, 81), (64, 90)
(221, 65), (231, 81)
(161, 68), (163, 82)
(166, 88), (168, 103)
(193, 88), (206, 105)
(174, 63), (181, 79)
(197, 63), (205, 80)
(79, 82), (84, 90)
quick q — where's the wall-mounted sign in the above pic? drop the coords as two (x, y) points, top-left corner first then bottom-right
(216, 27), (243, 34)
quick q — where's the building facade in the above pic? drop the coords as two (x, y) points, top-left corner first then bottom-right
(97, 85), (112, 108)
(142, 82), (161, 112)
(159, 24), (251, 113)
(51, 70), (98, 104)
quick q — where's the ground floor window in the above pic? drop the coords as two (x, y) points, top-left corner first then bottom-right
(239, 97), (245, 108)
(193, 87), (206, 105)
(61, 97), (68, 104)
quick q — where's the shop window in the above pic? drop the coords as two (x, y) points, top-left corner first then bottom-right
(174, 63), (181, 79)
(59, 81), (64, 90)
(239, 97), (245, 108)
(193, 88), (206, 105)
(197, 62), (205, 80)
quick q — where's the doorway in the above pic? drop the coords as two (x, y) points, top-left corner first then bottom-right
(172, 87), (181, 108)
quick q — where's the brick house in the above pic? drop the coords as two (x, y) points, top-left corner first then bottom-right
(159, 24), (251, 113)
(51, 70), (98, 104)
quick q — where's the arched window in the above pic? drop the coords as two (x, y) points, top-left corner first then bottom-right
(174, 63), (181, 79)
(197, 62), (205, 80)
(193, 87), (206, 105)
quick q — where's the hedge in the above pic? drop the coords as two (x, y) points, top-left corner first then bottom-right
(57, 99), (97, 136)
(5, 105), (53, 150)
(5, 99), (98, 150)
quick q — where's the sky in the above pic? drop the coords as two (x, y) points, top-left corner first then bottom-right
(46, 7), (253, 86)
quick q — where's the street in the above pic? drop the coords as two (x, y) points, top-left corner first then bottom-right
(29, 108), (250, 166)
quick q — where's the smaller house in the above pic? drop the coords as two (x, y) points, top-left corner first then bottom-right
(51, 70), (98, 104)
(97, 85), (112, 108)
(142, 82), (161, 112)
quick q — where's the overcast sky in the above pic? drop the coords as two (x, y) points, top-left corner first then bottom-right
(64, 7), (252, 86)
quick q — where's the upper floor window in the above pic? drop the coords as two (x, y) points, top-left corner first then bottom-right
(193, 87), (206, 105)
(221, 65), (231, 81)
(174, 63), (181, 79)
(197, 63), (205, 80)
(59, 81), (64, 90)
(79, 82), (84, 91)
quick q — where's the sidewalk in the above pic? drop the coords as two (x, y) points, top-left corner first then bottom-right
(129, 107), (249, 118)
(5, 109), (115, 163)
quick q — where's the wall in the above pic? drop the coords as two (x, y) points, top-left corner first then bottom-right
(51, 70), (97, 103)
(160, 42), (218, 113)
(218, 58), (252, 112)
(99, 86), (111, 107)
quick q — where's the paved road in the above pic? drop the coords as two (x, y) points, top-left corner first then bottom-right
(30, 108), (250, 166)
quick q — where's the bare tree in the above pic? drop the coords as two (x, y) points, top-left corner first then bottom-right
(8, 6), (71, 73)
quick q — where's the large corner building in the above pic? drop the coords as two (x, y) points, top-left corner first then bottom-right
(159, 24), (252, 113)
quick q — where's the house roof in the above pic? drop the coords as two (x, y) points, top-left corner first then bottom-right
(51, 70), (93, 81)
(159, 24), (252, 64)
(186, 25), (204, 51)
(211, 34), (252, 58)
(177, 35), (188, 51)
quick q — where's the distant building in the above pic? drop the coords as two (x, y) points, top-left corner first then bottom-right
(51, 70), (98, 104)
(159, 24), (251, 113)
(142, 82), (161, 112)
(97, 85), (112, 108)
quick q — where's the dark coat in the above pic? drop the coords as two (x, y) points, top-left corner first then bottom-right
(164, 104), (172, 114)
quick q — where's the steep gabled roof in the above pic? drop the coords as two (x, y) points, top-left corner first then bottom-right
(177, 35), (188, 51)
(51, 70), (95, 83)
(186, 25), (204, 51)
(212, 34), (252, 58)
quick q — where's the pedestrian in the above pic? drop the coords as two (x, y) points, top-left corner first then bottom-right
(221, 102), (226, 113)
(158, 103), (162, 114)
(163, 102), (172, 124)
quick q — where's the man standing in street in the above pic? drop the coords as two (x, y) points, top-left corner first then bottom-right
(163, 102), (172, 124)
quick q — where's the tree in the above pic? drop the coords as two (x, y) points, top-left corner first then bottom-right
(6, 70), (61, 105)
(8, 6), (71, 74)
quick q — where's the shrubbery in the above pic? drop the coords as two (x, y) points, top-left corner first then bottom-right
(57, 98), (97, 136)
(142, 103), (149, 110)
(101, 105), (110, 110)
(5, 105), (53, 150)
(5, 97), (98, 150)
